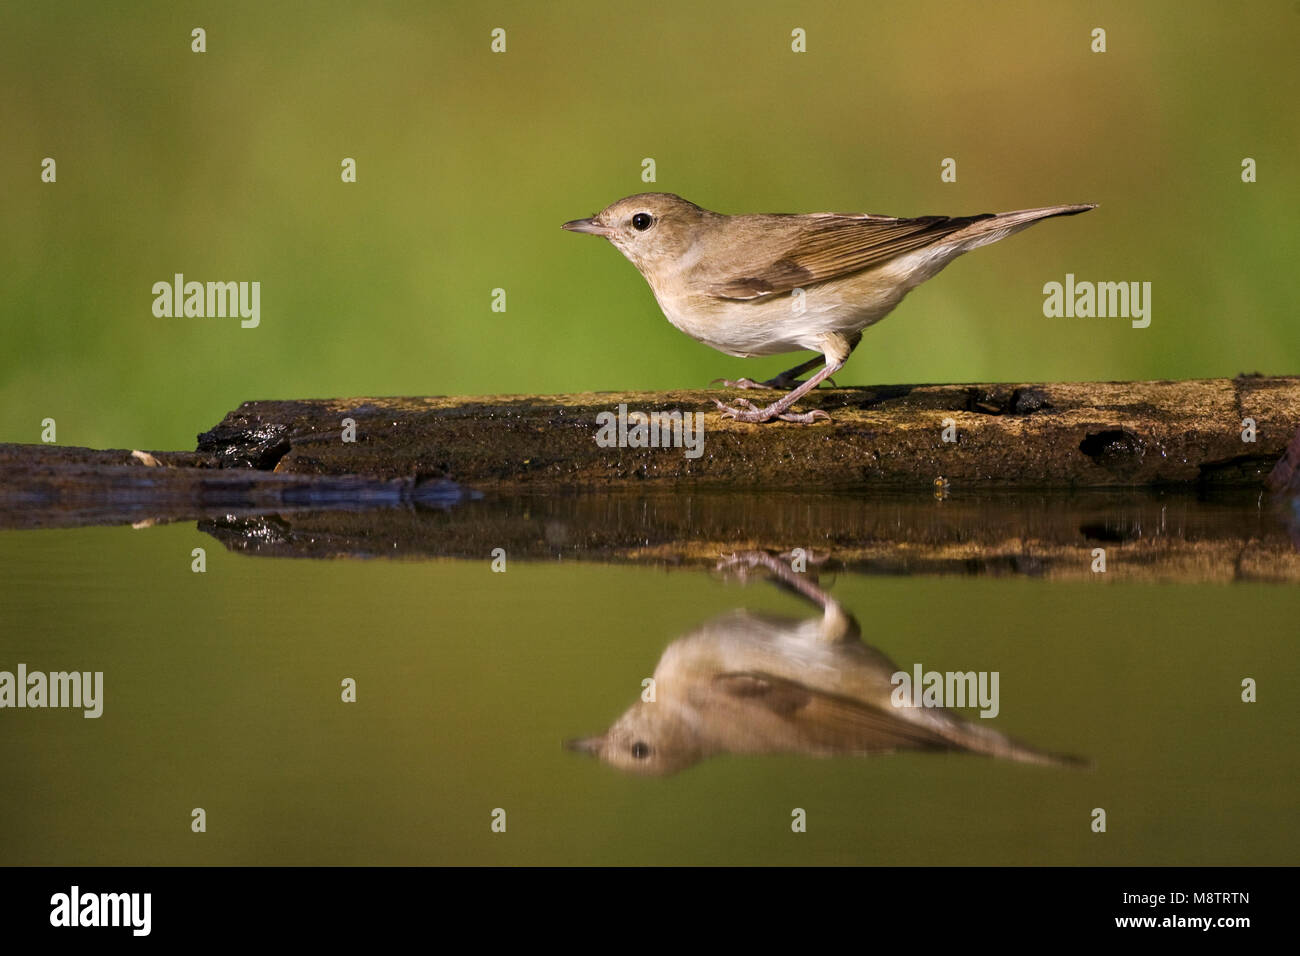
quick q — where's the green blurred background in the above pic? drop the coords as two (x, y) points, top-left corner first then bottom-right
(1, 1), (1296, 451)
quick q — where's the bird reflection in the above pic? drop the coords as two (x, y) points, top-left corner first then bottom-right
(567, 551), (1087, 776)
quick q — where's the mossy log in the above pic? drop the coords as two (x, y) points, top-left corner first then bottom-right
(193, 376), (1298, 489)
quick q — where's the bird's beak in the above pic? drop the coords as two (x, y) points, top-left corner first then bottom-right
(562, 217), (612, 237)
(564, 735), (604, 756)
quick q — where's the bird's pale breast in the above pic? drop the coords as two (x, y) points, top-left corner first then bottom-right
(653, 272), (908, 357)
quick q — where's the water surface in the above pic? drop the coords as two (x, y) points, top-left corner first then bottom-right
(1, 491), (1295, 865)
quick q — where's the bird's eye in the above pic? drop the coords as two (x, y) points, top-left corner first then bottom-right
(631, 741), (651, 759)
(631, 213), (653, 231)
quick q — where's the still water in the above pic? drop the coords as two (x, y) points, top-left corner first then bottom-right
(1, 491), (1296, 865)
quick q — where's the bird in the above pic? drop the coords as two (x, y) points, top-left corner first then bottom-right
(563, 193), (1095, 423)
(565, 550), (1088, 775)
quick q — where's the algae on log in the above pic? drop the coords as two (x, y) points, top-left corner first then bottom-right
(195, 376), (1299, 489)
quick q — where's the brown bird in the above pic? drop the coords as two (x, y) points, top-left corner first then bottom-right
(564, 193), (1095, 423)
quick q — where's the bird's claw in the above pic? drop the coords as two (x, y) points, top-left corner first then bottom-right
(776, 409), (832, 424)
(713, 399), (833, 424)
(712, 398), (768, 422)
(709, 377), (774, 390)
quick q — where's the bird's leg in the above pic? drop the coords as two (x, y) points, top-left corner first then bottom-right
(711, 333), (859, 391)
(715, 550), (858, 642)
(713, 332), (850, 424)
(711, 354), (826, 390)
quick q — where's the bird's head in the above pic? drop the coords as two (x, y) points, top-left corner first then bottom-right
(562, 193), (713, 277)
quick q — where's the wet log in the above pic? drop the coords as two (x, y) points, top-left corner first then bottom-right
(2, 375), (1297, 522)
(194, 376), (1298, 489)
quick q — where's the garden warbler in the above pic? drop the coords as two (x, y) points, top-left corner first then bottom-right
(563, 193), (1095, 423)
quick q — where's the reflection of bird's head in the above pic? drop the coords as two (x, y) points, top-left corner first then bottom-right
(565, 699), (707, 777)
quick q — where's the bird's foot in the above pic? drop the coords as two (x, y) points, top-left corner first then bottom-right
(712, 398), (831, 424)
(709, 377), (775, 390)
(776, 408), (833, 423)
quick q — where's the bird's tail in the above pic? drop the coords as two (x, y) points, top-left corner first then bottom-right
(994, 203), (1098, 225)
(938, 716), (1093, 769)
(948, 203), (1097, 250)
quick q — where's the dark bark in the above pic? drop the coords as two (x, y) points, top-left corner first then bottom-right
(192, 376), (1298, 489)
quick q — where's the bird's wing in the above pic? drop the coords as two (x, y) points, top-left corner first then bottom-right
(705, 213), (993, 301)
(711, 671), (961, 755)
